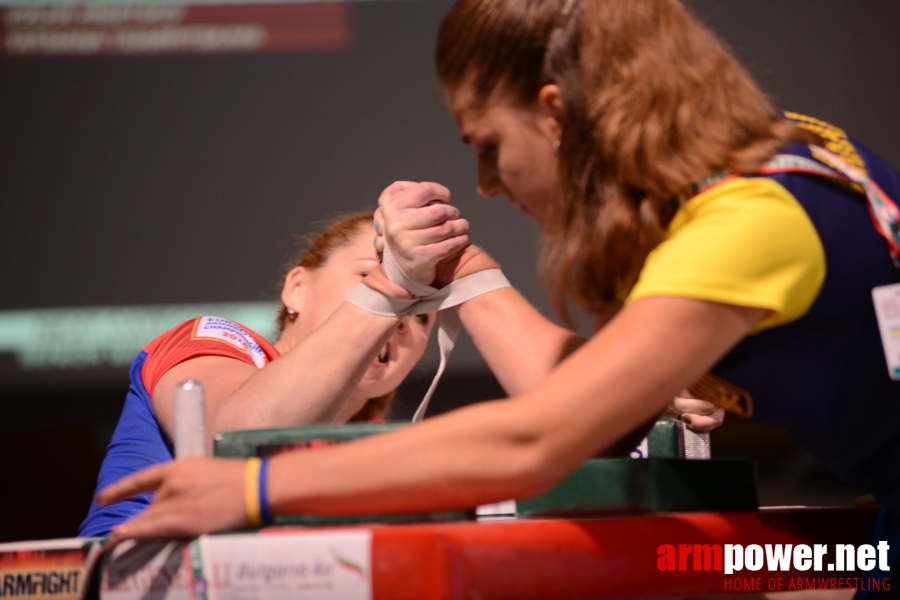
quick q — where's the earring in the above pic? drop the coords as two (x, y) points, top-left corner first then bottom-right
(553, 139), (560, 151)
(286, 306), (298, 322)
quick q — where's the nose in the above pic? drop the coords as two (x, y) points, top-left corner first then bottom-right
(476, 162), (503, 199)
(477, 181), (503, 198)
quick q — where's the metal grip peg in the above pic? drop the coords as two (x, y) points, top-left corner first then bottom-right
(174, 379), (207, 458)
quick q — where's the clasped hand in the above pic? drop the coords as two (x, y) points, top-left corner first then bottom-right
(373, 181), (471, 287)
(374, 180), (500, 288)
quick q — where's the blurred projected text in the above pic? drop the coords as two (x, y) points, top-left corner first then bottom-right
(0, 1), (417, 56)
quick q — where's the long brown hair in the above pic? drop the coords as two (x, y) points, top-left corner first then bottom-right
(277, 211), (392, 422)
(437, 0), (812, 324)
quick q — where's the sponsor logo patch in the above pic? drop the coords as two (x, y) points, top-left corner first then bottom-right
(193, 317), (267, 368)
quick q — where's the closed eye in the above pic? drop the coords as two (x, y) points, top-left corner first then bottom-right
(416, 313), (432, 326)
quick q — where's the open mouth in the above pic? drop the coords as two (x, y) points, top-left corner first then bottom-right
(376, 343), (390, 364)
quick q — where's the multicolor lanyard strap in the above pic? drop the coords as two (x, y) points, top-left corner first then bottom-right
(806, 146), (900, 265)
(696, 145), (900, 268)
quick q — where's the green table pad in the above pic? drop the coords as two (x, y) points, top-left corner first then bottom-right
(214, 422), (406, 457)
(213, 418), (685, 459)
(517, 458), (758, 517)
(213, 421), (751, 525)
(645, 417), (684, 458)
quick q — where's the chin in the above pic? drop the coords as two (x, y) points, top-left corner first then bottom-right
(357, 377), (393, 400)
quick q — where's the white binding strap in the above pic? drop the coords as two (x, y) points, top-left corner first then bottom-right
(348, 241), (511, 422)
(381, 241), (440, 298)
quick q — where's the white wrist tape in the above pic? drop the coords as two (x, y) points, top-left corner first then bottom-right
(348, 240), (511, 422)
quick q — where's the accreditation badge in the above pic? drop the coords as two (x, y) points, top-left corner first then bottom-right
(871, 282), (900, 380)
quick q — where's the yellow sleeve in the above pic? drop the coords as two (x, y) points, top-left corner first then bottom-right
(626, 176), (826, 332)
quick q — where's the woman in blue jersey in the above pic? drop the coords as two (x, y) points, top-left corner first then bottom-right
(97, 0), (899, 581)
(79, 209), (466, 536)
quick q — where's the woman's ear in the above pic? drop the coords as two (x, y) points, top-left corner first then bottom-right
(538, 84), (564, 139)
(280, 266), (306, 311)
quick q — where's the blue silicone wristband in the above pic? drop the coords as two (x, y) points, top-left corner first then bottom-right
(258, 456), (272, 525)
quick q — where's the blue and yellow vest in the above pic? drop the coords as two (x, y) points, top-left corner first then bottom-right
(705, 114), (900, 510)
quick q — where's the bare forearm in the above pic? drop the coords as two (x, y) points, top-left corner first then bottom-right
(458, 288), (585, 395)
(212, 303), (399, 431)
(268, 398), (562, 516)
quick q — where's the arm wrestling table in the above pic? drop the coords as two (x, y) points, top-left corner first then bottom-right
(1, 419), (885, 599)
(97, 507), (878, 599)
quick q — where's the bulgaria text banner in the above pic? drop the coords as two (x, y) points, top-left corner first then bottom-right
(101, 532), (373, 600)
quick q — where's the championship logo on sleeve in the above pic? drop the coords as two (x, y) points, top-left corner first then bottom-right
(193, 317), (267, 368)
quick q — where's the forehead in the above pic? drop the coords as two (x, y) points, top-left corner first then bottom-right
(446, 82), (480, 118)
(446, 83), (484, 134)
(447, 83), (536, 140)
(324, 224), (376, 263)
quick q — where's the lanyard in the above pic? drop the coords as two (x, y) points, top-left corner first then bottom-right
(696, 145), (900, 268)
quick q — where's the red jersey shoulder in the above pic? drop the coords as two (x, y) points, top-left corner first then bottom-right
(140, 317), (279, 396)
